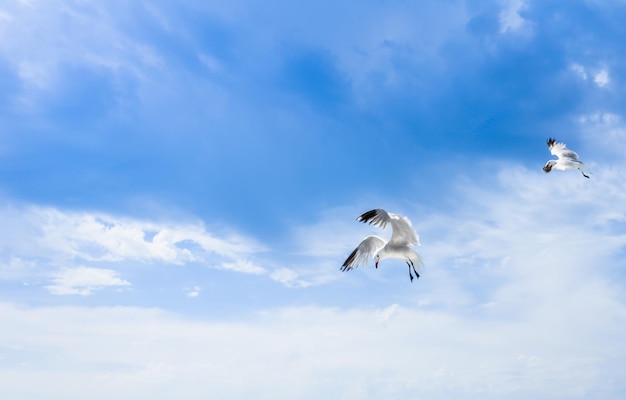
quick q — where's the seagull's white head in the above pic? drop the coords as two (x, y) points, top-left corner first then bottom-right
(375, 250), (391, 268)
(543, 160), (556, 173)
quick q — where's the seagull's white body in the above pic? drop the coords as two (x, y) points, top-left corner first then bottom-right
(342, 209), (423, 281)
(543, 138), (592, 178)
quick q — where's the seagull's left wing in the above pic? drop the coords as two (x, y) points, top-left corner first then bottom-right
(547, 138), (581, 162)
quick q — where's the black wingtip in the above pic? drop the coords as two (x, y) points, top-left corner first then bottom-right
(357, 209), (379, 224)
(547, 138), (556, 148)
(341, 248), (358, 272)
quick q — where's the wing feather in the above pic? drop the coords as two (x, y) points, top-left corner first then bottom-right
(341, 235), (385, 271)
(357, 208), (391, 229)
(388, 214), (420, 246)
(547, 138), (581, 161)
(356, 208), (420, 247)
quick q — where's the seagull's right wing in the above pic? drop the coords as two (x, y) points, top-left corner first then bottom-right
(547, 138), (581, 162)
(357, 208), (391, 229)
(358, 208), (419, 247)
(341, 235), (385, 271)
(388, 214), (420, 247)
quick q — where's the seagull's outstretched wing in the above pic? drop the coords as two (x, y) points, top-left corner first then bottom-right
(341, 235), (385, 271)
(547, 138), (581, 162)
(357, 208), (419, 247)
(357, 208), (391, 229)
(388, 213), (420, 246)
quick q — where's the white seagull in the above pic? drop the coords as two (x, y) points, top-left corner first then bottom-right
(341, 208), (423, 282)
(543, 138), (592, 178)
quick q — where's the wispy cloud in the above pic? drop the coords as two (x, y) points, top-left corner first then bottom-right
(0, 204), (268, 292)
(1, 298), (624, 399)
(499, 0), (530, 33)
(184, 286), (201, 298)
(45, 266), (130, 295)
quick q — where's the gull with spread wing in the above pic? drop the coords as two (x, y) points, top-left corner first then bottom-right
(543, 138), (592, 178)
(341, 209), (423, 282)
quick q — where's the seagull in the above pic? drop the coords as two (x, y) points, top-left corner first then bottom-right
(543, 138), (592, 178)
(341, 208), (423, 282)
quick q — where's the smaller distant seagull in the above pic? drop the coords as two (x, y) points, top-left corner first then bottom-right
(341, 209), (423, 282)
(543, 138), (592, 178)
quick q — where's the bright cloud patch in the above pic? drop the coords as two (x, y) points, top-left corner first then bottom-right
(0, 205), (267, 288)
(218, 259), (266, 275)
(570, 63), (610, 88)
(269, 268), (300, 287)
(46, 266), (130, 295)
(499, 0), (529, 33)
(594, 69), (609, 87)
(29, 208), (263, 263)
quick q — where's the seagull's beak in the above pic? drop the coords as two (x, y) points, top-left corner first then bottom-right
(375, 260), (378, 269)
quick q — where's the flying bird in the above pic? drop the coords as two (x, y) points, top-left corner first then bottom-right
(543, 138), (592, 178)
(341, 208), (423, 282)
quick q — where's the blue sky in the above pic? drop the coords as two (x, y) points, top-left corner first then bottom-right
(2, 0), (626, 398)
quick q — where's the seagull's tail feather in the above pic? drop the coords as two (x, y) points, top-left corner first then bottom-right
(410, 251), (424, 271)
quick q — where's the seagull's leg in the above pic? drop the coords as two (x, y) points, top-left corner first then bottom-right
(581, 171), (590, 178)
(408, 259), (420, 280)
(406, 262), (414, 282)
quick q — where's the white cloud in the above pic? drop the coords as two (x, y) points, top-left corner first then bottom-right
(594, 69), (610, 87)
(570, 63), (587, 80)
(185, 286), (201, 298)
(218, 259), (266, 275)
(0, 204), (268, 289)
(45, 266), (130, 295)
(570, 63), (610, 88)
(268, 265), (338, 288)
(269, 268), (299, 286)
(0, 299), (624, 399)
(499, 0), (530, 33)
(0, 256), (37, 281)
(580, 112), (626, 155)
